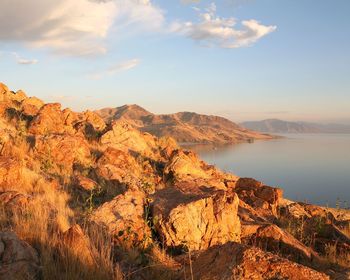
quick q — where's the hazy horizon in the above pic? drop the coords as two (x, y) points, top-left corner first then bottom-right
(1, 0), (349, 124)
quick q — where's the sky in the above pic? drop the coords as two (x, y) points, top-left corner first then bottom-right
(0, 0), (349, 123)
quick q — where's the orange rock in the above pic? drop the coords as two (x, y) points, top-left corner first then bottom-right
(183, 242), (329, 280)
(0, 157), (22, 191)
(152, 187), (241, 250)
(0, 231), (40, 280)
(90, 189), (151, 248)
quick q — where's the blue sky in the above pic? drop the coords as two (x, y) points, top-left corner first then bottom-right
(0, 0), (349, 123)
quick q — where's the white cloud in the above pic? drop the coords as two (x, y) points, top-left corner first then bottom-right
(173, 2), (276, 48)
(89, 58), (140, 79)
(12, 52), (38, 65)
(0, 0), (164, 56)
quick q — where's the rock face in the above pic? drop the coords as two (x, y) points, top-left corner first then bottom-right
(90, 189), (151, 248)
(184, 242), (329, 280)
(0, 231), (40, 280)
(96, 104), (274, 145)
(236, 177), (283, 220)
(152, 187), (241, 250)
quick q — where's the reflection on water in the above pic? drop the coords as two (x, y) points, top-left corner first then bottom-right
(183, 134), (350, 207)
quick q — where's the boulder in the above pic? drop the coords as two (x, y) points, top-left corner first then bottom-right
(29, 103), (73, 135)
(34, 135), (91, 170)
(0, 231), (40, 280)
(251, 224), (320, 264)
(152, 187), (241, 250)
(100, 122), (159, 159)
(74, 175), (98, 192)
(21, 97), (44, 116)
(235, 177), (283, 219)
(96, 147), (141, 185)
(90, 189), (151, 248)
(82, 110), (106, 131)
(183, 242), (329, 280)
(163, 150), (210, 181)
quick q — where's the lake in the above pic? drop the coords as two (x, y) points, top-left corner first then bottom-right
(183, 134), (350, 207)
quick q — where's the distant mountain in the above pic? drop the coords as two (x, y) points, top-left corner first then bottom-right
(96, 105), (274, 144)
(240, 119), (350, 134)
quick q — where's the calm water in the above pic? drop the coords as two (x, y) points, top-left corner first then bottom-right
(183, 134), (350, 207)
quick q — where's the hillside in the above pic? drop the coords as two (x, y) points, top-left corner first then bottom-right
(0, 82), (349, 279)
(96, 105), (274, 144)
(241, 119), (350, 133)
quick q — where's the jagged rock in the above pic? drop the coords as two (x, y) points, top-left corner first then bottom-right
(100, 121), (159, 159)
(0, 231), (40, 280)
(183, 242), (329, 280)
(0, 157), (22, 191)
(96, 147), (141, 184)
(62, 225), (94, 266)
(164, 150), (210, 181)
(235, 177), (283, 219)
(82, 110), (106, 131)
(34, 135), (91, 170)
(0, 83), (9, 94)
(29, 103), (65, 134)
(90, 189), (151, 248)
(152, 187), (241, 250)
(74, 175), (98, 191)
(21, 97), (44, 116)
(250, 224), (320, 264)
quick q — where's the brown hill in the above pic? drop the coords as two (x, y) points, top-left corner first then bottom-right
(96, 105), (274, 144)
(0, 82), (348, 279)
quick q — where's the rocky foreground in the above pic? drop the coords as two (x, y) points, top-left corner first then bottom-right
(0, 82), (349, 280)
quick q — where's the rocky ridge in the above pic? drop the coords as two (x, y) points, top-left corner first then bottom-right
(0, 82), (349, 279)
(96, 104), (274, 144)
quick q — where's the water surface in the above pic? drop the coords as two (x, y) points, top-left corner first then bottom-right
(184, 134), (350, 207)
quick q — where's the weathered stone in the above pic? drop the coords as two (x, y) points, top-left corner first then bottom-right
(90, 189), (150, 248)
(0, 231), (40, 280)
(74, 175), (98, 191)
(183, 242), (329, 280)
(34, 135), (91, 169)
(236, 177), (283, 219)
(29, 103), (66, 134)
(152, 187), (241, 250)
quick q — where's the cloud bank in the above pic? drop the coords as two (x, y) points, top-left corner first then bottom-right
(173, 3), (276, 48)
(0, 0), (164, 56)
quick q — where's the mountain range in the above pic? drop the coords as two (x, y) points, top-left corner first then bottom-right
(96, 105), (274, 144)
(241, 119), (350, 134)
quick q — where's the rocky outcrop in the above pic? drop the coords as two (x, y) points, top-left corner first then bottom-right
(90, 189), (150, 248)
(152, 187), (241, 250)
(249, 224), (320, 264)
(34, 135), (91, 170)
(236, 177), (283, 220)
(183, 242), (329, 280)
(0, 231), (40, 280)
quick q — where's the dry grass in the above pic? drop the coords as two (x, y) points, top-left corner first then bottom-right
(0, 170), (120, 280)
(324, 242), (350, 268)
